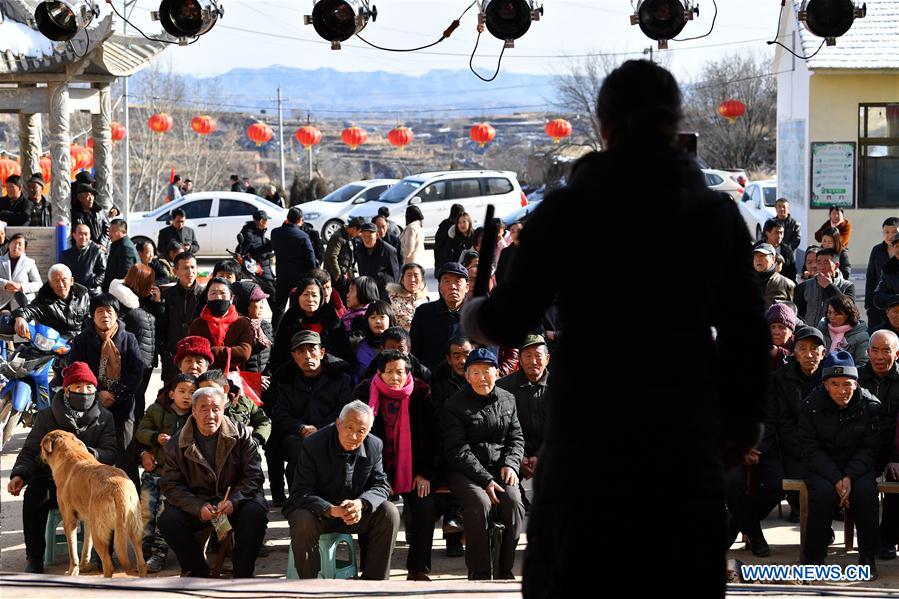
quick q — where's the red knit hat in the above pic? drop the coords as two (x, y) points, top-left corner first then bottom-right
(173, 336), (214, 366)
(63, 362), (98, 388)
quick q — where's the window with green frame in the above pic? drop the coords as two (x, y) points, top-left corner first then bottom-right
(859, 104), (899, 208)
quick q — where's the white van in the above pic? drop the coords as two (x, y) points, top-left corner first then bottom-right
(346, 170), (527, 242)
(300, 179), (398, 242)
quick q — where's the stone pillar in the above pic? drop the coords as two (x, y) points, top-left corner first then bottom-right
(91, 82), (113, 210)
(48, 82), (71, 224)
(18, 112), (43, 183)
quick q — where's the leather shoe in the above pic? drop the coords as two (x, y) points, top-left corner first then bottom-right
(25, 557), (43, 574)
(407, 571), (431, 581)
(747, 534), (770, 557)
(497, 570), (516, 580)
(445, 537), (464, 558)
(879, 546), (897, 560)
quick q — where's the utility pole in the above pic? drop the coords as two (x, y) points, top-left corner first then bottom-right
(121, 0), (135, 218)
(277, 85), (286, 191)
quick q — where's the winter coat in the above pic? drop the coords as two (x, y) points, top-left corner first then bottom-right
(442, 385), (525, 488)
(445, 225), (474, 266)
(225, 393), (272, 446)
(102, 236), (139, 292)
(386, 282), (429, 331)
(61, 244), (106, 295)
(759, 269), (795, 308)
(837, 248), (852, 280)
(496, 368), (549, 457)
(355, 238), (400, 296)
(282, 423), (391, 518)
(797, 271), (855, 327)
(11, 281), (91, 339)
(187, 311), (254, 371)
(157, 224), (200, 256)
(160, 281), (206, 359)
(814, 219), (852, 248)
(269, 302), (354, 374)
(799, 385), (881, 484)
(858, 362), (899, 469)
(323, 228), (356, 290)
(817, 318), (870, 367)
(271, 354), (354, 441)
(433, 217), (456, 275)
(0, 253), (42, 310)
(160, 416), (266, 516)
(68, 319), (144, 422)
(28, 196), (53, 227)
(400, 220), (426, 266)
(874, 257), (899, 312)
(410, 298), (464, 371)
(237, 222), (274, 278)
(430, 362), (466, 409)
(243, 319), (273, 373)
(10, 391), (117, 484)
(300, 222), (325, 266)
(135, 402), (191, 466)
(270, 222), (316, 291)
(109, 279), (157, 369)
(774, 214), (802, 251)
(865, 241), (891, 328)
(0, 195), (32, 226)
(71, 206), (110, 248)
(771, 358), (822, 476)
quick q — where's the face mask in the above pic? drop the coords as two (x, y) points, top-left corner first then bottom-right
(208, 299), (231, 316)
(66, 391), (95, 412)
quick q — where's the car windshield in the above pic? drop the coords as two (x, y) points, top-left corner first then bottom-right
(378, 179), (422, 203)
(145, 197), (188, 217)
(322, 184), (366, 203)
(763, 186), (778, 207)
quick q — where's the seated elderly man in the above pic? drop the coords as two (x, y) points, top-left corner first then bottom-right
(443, 347), (525, 580)
(12, 263), (91, 340)
(799, 351), (882, 574)
(7, 362), (116, 573)
(159, 386), (268, 578)
(282, 400), (400, 580)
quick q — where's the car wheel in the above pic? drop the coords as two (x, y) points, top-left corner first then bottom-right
(322, 220), (343, 242)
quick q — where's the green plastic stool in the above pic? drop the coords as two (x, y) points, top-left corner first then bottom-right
(44, 509), (83, 565)
(286, 533), (358, 579)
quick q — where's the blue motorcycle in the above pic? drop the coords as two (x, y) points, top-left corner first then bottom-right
(0, 322), (70, 448)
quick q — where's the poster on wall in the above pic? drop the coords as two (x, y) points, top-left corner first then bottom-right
(5, 226), (66, 281)
(810, 142), (855, 208)
(778, 120), (806, 206)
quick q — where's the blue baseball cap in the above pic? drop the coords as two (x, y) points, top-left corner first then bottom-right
(465, 347), (498, 369)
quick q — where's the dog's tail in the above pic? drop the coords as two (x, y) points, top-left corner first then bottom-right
(112, 484), (146, 574)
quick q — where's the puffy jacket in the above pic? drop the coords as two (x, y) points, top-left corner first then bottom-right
(160, 416), (265, 516)
(271, 354), (354, 441)
(225, 393), (272, 446)
(242, 319), (273, 374)
(858, 362), (899, 469)
(71, 206), (110, 248)
(12, 281), (91, 339)
(442, 385), (525, 488)
(103, 236), (139, 292)
(135, 402), (191, 466)
(799, 385), (881, 485)
(496, 369), (549, 457)
(817, 319), (870, 367)
(237, 222), (274, 274)
(11, 391), (117, 483)
(61, 244), (106, 295)
(110, 279), (157, 368)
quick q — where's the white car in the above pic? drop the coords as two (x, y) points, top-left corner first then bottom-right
(301, 179), (398, 242)
(737, 179), (778, 240)
(128, 192), (289, 258)
(346, 170), (527, 242)
(702, 168), (745, 202)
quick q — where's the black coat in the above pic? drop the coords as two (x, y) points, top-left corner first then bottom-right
(269, 302), (354, 374)
(858, 362), (899, 469)
(384, 232), (403, 266)
(771, 358), (821, 476)
(237, 222), (274, 276)
(110, 279), (157, 369)
(497, 369), (549, 457)
(429, 362), (466, 409)
(433, 218), (455, 275)
(11, 281), (91, 339)
(271, 354), (354, 441)
(29, 196), (53, 227)
(103, 236), (139, 292)
(866, 242), (891, 328)
(69, 320), (145, 422)
(243, 319), (273, 373)
(799, 385), (882, 484)
(10, 391), (117, 484)
(444, 228), (473, 267)
(353, 377), (441, 482)
(61, 244), (106, 295)
(355, 238), (400, 295)
(282, 423), (391, 518)
(410, 298), (464, 371)
(442, 385), (524, 488)
(323, 228), (356, 289)
(300, 222), (325, 266)
(160, 281), (206, 359)
(271, 222), (317, 290)
(157, 225), (199, 256)
(71, 206), (110, 248)
(0, 196), (32, 226)
(874, 256), (899, 313)
(774, 215), (802, 251)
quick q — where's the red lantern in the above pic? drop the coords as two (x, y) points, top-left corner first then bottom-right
(191, 115), (216, 136)
(0, 157), (21, 186)
(544, 118), (572, 143)
(295, 125), (322, 150)
(86, 137), (94, 149)
(717, 99), (746, 124)
(148, 113), (173, 134)
(39, 155), (52, 182)
(247, 122), (273, 146)
(70, 145), (90, 171)
(341, 126), (367, 151)
(387, 126), (414, 151)
(470, 123), (496, 148)
(111, 122), (127, 142)
(84, 147), (94, 169)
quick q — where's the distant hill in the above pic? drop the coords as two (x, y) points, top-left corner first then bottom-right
(174, 66), (560, 117)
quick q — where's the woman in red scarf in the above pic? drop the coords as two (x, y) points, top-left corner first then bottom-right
(187, 278), (253, 371)
(353, 349), (440, 581)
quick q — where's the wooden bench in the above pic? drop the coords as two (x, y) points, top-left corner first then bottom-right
(782, 479), (899, 560)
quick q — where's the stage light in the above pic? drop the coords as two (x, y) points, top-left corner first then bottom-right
(34, 0), (99, 42)
(799, 0), (865, 46)
(304, 0), (376, 50)
(630, 0), (698, 50)
(479, 0), (542, 48)
(152, 0), (224, 45)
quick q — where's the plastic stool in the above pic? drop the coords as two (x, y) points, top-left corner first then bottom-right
(286, 533), (358, 579)
(44, 509), (83, 565)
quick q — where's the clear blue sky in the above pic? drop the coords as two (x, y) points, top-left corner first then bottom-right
(118, 0), (785, 80)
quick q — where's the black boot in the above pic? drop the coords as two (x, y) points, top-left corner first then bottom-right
(25, 557), (43, 573)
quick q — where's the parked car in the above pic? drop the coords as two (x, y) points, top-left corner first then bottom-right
(300, 179), (398, 242)
(346, 170), (527, 242)
(128, 192), (289, 257)
(702, 168), (745, 202)
(502, 199), (542, 227)
(736, 179), (778, 240)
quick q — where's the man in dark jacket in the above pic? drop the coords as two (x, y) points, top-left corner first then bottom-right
(865, 221), (899, 328)
(858, 330), (899, 559)
(13, 263), (91, 339)
(773, 197), (802, 252)
(61, 223), (106, 296)
(410, 262), (468, 371)
(874, 238), (899, 316)
(159, 252), (205, 383)
(301, 220), (325, 266)
(236, 209), (275, 298)
(159, 386), (268, 578)
(270, 208), (317, 331)
(68, 293), (144, 488)
(373, 214), (403, 265)
(800, 352), (882, 573)
(324, 217), (363, 300)
(27, 174), (53, 227)
(282, 401), (400, 580)
(7, 362), (117, 573)
(355, 222), (399, 296)
(157, 208), (200, 256)
(102, 219), (139, 292)
(461, 60), (770, 597)
(433, 204), (465, 278)
(797, 248), (855, 327)
(0, 174), (31, 225)
(443, 348), (525, 580)
(71, 183), (110, 248)
(272, 331), (353, 489)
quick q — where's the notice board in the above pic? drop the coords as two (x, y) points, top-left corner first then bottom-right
(810, 142), (855, 208)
